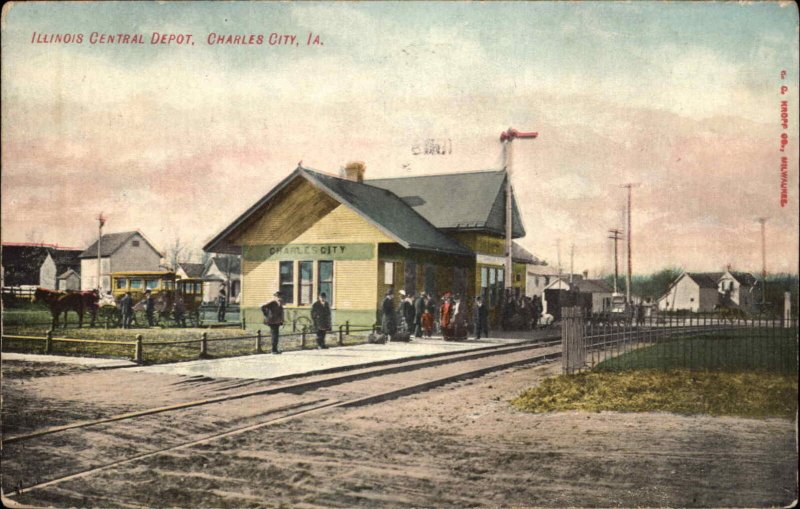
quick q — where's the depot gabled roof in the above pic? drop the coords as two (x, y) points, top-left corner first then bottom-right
(204, 166), (473, 257)
(369, 169), (525, 238)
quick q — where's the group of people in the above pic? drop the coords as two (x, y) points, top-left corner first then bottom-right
(380, 289), (494, 341)
(116, 289), (186, 328)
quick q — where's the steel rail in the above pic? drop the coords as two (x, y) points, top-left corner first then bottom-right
(4, 345), (562, 499)
(3, 337), (560, 445)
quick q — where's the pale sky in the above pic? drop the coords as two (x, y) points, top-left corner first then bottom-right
(2, 1), (798, 276)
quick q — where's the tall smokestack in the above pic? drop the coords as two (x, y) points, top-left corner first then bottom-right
(344, 161), (366, 183)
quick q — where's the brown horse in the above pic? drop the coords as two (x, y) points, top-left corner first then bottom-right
(33, 288), (97, 329)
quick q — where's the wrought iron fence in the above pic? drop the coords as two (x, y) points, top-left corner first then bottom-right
(561, 307), (798, 374)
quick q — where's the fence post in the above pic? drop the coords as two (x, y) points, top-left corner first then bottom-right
(345, 320), (350, 336)
(242, 316), (247, 331)
(784, 291), (792, 328)
(301, 326), (307, 349)
(256, 329), (263, 353)
(200, 332), (208, 358)
(561, 307), (585, 374)
(338, 324), (344, 346)
(134, 334), (143, 363)
(45, 329), (53, 354)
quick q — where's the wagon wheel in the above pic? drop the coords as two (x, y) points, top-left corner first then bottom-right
(293, 315), (312, 332)
(99, 305), (120, 329)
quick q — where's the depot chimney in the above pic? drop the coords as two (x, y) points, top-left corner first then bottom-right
(344, 161), (366, 183)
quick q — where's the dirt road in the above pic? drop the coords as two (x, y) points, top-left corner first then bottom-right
(3, 360), (796, 508)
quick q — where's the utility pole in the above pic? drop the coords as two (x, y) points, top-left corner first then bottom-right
(757, 217), (768, 306)
(556, 239), (562, 277)
(500, 127), (538, 290)
(608, 228), (622, 293)
(621, 183), (639, 304)
(569, 244), (575, 284)
(96, 213), (106, 291)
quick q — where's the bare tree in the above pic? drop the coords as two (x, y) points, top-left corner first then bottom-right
(165, 236), (186, 271)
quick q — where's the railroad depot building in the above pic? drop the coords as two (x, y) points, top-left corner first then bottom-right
(204, 164), (542, 328)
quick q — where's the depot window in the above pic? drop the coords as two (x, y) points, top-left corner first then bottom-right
(130, 279), (143, 290)
(116, 278), (128, 290)
(318, 261), (333, 304)
(146, 280), (159, 290)
(299, 261), (313, 306)
(280, 261), (294, 304)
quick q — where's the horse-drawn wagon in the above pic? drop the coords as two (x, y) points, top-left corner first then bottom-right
(100, 271), (204, 327)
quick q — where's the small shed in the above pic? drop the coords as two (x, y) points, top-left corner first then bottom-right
(56, 268), (81, 291)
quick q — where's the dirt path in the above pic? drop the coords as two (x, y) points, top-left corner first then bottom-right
(4, 361), (797, 508)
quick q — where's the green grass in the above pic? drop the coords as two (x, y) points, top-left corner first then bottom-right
(2, 314), (370, 363)
(511, 370), (798, 418)
(596, 329), (798, 373)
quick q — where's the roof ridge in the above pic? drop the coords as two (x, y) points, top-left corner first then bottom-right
(299, 168), (472, 256)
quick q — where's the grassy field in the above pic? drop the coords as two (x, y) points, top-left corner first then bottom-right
(596, 329), (798, 373)
(511, 370), (798, 418)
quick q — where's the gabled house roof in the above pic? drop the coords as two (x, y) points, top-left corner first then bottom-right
(80, 231), (162, 259)
(204, 166), (473, 257)
(369, 170), (525, 238)
(50, 249), (82, 274)
(210, 256), (241, 275)
(686, 272), (723, 289)
(177, 262), (205, 278)
(512, 242), (544, 265)
(57, 268), (81, 280)
(726, 271), (759, 287)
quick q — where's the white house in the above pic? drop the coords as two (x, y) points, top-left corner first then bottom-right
(658, 272), (721, 313)
(176, 262), (205, 280)
(718, 270), (759, 314)
(79, 231), (163, 292)
(56, 268), (81, 291)
(201, 255), (241, 303)
(541, 275), (610, 315)
(39, 249), (82, 290)
(526, 263), (559, 298)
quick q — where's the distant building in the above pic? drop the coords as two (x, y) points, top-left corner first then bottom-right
(201, 256), (241, 303)
(176, 262), (205, 280)
(658, 272), (722, 312)
(56, 268), (81, 291)
(526, 264), (559, 298)
(40, 249), (82, 290)
(542, 276), (612, 317)
(718, 270), (759, 314)
(79, 231), (162, 292)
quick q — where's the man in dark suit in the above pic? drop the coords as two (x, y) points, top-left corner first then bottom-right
(381, 289), (396, 338)
(474, 296), (489, 340)
(261, 291), (285, 354)
(413, 292), (426, 338)
(216, 288), (227, 322)
(120, 291), (133, 329)
(311, 292), (332, 349)
(144, 289), (155, 326)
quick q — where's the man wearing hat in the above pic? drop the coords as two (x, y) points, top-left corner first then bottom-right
(216, 287), (227, 323)
(261, 291), (285, 354)
(120, 291), (134, 329)
(311, 292), (332, 349)
(144, 289), (155, 327)
(413, 292), (426, 338)
(380, 288), (396, 338)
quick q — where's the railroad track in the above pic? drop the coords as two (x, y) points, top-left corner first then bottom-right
(3, 337), (562, 501)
